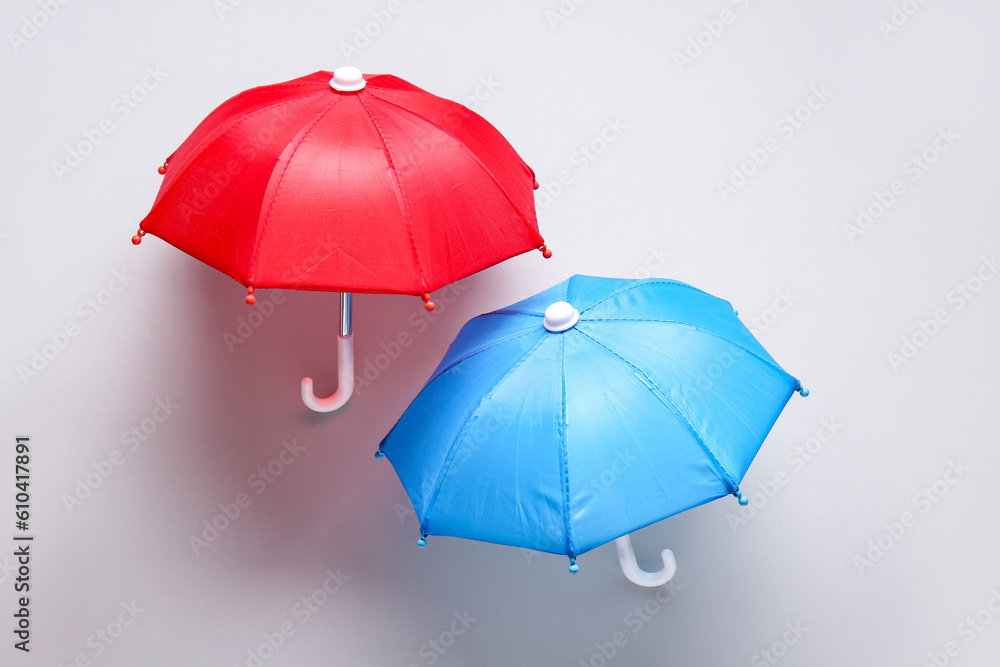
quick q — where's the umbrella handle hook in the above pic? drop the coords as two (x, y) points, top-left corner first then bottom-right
(301, 293), (355, 413)
(614, 534), (677, 587)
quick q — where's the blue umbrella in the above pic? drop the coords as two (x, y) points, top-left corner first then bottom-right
(377, 275), (806, 585)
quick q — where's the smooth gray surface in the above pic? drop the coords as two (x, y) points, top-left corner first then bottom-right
(3, 1), (999, 665)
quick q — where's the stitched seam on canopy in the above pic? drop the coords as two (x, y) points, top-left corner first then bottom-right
(579, 280), (716, 316)
(558, 332), (576, 557)
(363, 74), (418, 92)
(420, 335), (547, 527)
(248, 97), (340, 280)
(491, 310), (543, 317)
(358, 95), (428, 293)
(366, 90), (542, 243)
(426, 325), (540, 386)
(582, 318), (791, 380)
(155, 91), (328, 209)
(576, 328), (740, 492)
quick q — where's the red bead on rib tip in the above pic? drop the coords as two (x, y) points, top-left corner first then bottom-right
(131, 229), (145, 245)
(533, 180), (539, 190)
(422, 293), (435, 312)
(157, 163), (167, 175)
(540, 244), (552, 259)
(245, 286), (256, 305)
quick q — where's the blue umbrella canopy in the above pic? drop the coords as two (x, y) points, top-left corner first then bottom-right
(378, 275), (805, 572)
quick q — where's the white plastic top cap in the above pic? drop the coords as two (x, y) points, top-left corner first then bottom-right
(330, 66), (366, 92)
(543, 301), (580, 332)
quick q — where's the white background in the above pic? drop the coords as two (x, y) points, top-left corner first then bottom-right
(3, 1), (1000, 665)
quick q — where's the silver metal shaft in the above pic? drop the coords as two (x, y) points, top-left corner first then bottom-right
(340, 293), (352, 336)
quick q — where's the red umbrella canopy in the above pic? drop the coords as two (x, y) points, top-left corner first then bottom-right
(135, 68), (549, 307)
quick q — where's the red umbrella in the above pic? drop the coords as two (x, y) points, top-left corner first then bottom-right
(133, 67), (549, 412)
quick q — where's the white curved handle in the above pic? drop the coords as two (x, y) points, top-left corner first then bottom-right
(614, 534), (676, 587)
(301, 334), (354, 412)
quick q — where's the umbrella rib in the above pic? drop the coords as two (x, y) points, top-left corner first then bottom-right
(427, 325), (541, 384)
(558, 331), (577, 558)
(419, 335), (548, 527)
(574, 328), (741, 492)
(356, 96), (429, 294)
(490, 310), (543, 317)
(583, 318), (793, 381)
(248, 97), (342, 282)
(366, 90), (542, 244)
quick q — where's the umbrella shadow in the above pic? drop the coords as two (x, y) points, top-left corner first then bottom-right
(141, 256), (495, 575)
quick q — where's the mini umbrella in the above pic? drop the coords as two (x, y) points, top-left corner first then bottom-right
(132, 66), (549, 412)
(377, 275), (807, 585)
